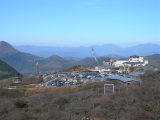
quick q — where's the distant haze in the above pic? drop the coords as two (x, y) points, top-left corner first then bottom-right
(14, 43), (160, 59)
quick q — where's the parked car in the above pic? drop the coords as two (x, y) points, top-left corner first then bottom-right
(8, 86), (17, 89)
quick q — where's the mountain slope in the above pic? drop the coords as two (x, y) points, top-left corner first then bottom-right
(145, 54), (160, 69)
(19, 55), (79, 75)
(121, 43), (160, 56)
(0, 41), (41, 75)
(36, 55), (78, 72)
(0, 41), (40, 61)
(0, 41), (81, 75)
(0, 41), (19, 57)
(0, 59), (22, 80)
(79, 57), (111, 66)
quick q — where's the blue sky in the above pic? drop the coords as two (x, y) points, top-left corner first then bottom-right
(0, 0), (159, 47)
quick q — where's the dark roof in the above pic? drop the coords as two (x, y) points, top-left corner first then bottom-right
(130, 55), (139, 58)
(107, 75), (138, 82)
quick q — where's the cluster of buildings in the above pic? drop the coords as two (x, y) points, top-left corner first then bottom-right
(41, 55), (156, 86)
(89, 55), (149, 73)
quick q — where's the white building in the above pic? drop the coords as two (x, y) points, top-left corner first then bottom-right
(89, 55), (149, 74)
(88, 66), (119, 74)
(113, 55), (148, 67)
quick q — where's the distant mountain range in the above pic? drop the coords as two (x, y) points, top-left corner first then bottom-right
(0, 41), (102, 76)
(0, 41), (75, 75)
(0, 41), (160, 76)
(14, 43), (160, 59)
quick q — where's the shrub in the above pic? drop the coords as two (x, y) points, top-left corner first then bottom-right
(54, 98), (69, 110)
(13, 100), (28, 108)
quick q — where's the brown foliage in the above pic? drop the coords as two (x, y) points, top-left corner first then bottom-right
(0, 71), (160, 119)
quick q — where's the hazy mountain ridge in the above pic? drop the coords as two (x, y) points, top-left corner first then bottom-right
(103, 54), (123, 58)
(14, 43), (160, 58)
(0, 41), (40, 61)
(0, 41), (80, 75)
(14, 45), (91, 58)
(1, 41), (160, 76)
(0, 41), (110, 75)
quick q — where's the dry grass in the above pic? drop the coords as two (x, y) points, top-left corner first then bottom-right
(1, 71), (160, 120)
(25, 84), (84, 95)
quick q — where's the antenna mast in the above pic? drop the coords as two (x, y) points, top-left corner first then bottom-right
(36, 62), (40, 75)
(91, 47), (100, 66)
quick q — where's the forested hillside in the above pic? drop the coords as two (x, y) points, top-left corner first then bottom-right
(0, 59), (22, 80)
(145, 54), (160, 69)
(79, 57), (111, 66)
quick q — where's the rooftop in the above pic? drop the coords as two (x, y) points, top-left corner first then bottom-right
(107, 75), (138, 83)
(129, 72), (148, 77)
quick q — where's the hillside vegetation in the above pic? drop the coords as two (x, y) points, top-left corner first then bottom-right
(0, 41), (41, 76)
(60, 65), (94, 73)
(0, 59), (22, 80)
(145, 54), (160, 69)
(0, 71), (160, 120)
(79, 57), (111, 66)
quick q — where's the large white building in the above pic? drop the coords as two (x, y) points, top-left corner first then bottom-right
(113, 55), (148, 67)
(89, 55), (149, 74)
